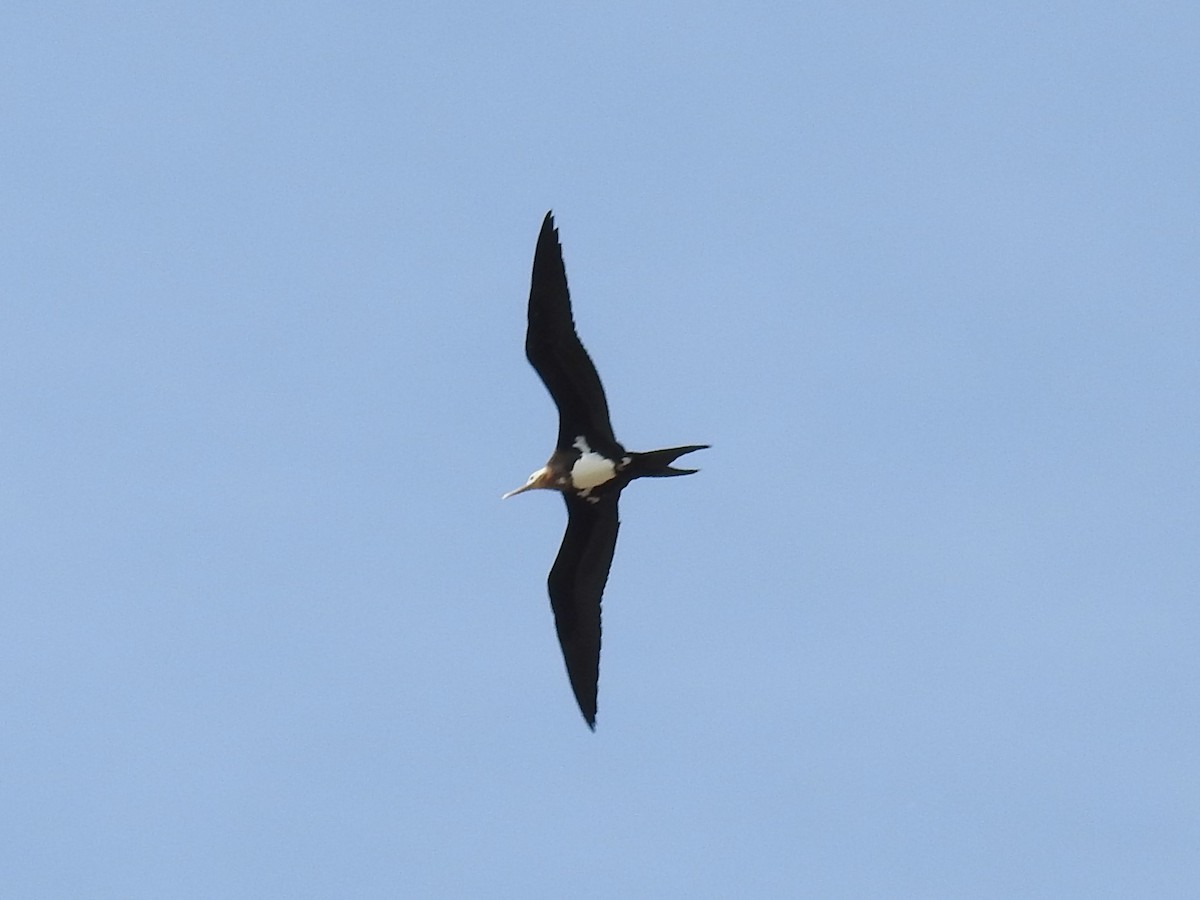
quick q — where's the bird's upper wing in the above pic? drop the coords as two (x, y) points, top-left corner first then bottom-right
(547, 493), (620, 729)
(525, 212), (617, 448)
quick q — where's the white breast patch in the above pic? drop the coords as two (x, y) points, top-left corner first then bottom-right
(571, 436), (616, 492)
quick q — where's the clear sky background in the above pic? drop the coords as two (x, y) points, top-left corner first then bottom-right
(3, 3), (1198, 897)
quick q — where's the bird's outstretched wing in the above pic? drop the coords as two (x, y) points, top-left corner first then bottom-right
(525, 211), (617, 449)
(547, 493), (620, 729)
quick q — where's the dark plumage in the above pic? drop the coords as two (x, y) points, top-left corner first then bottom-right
(504, 211), (707, 729)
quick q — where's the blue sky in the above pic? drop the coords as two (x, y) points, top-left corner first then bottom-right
(3, 2), (1198, 897)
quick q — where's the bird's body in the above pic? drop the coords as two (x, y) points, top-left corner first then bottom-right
(505, 211), (707, 729)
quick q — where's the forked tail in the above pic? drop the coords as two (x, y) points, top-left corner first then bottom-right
(631, 444), (710, 477)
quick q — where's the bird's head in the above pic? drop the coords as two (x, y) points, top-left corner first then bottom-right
(502, 466), (560, 499)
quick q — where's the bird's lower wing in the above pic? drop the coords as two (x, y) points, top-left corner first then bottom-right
(547, 494), (620, 729)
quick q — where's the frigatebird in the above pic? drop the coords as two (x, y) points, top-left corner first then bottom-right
(504, 211), (707, 730)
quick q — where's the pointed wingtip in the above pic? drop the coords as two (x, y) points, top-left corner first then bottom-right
(579, 698), (597, 731)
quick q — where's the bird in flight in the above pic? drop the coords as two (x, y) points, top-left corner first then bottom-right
(504, 211), (707, 730)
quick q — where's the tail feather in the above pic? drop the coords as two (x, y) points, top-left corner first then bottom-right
(632, 444), (709, 477)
